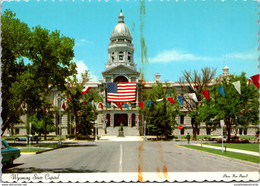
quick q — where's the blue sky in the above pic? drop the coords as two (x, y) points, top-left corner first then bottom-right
(2, 0), (259, 82)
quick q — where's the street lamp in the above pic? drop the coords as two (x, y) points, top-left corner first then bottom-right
(220, 120), (224, 153)
(58, 92), (62, 146)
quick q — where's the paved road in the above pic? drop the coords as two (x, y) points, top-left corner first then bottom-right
(3, 141), (259, 173)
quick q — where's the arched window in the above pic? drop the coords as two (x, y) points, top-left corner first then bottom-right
(119, 51), (124, 60)
(114, 76), (128, 83)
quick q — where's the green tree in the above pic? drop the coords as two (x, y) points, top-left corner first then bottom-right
(1, 10), (77, 135)
(142, 82), (179, 140)
(179, 67), (217, 140)
(197, 72), (259, 141)
(64, 73), (101, 140)
(27, 111), (55, 137)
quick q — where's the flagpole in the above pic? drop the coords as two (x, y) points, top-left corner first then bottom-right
(58, 92), (62, 146)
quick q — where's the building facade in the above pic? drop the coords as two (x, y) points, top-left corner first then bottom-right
(4, 11), (258, 137)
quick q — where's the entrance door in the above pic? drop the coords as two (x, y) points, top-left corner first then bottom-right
(114, 114), (128, 126)
(106, 114), (110, 127)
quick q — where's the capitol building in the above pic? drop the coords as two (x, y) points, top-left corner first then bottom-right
(5, 11), (257, 138)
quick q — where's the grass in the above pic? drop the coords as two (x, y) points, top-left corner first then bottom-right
(20, 148), (49, 153)
(205, 143), (259, 152)
(240, 135), (257, 140)
(180, 145), (260, 164)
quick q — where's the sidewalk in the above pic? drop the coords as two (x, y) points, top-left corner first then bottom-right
(192, 144), (259, 156)
(99, 136), (143, 141)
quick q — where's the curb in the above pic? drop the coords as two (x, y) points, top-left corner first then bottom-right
(35, 145), (68, 154)
(21, 152), (36, 154)
(179, 145), (260, 168)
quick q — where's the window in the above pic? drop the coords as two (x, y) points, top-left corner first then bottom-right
(112, 56), (114, 62)
(181, 128), (185, 135)
(119, 56), (123, 60)
(131, 77), (136, 82)
(244, 128), (247, 135)
(206, 128), (211, 135)
(131, 103), (136, 108)
(239, 128), (243, 135)
(128, 56), (131, 62)
(180, 115), (184, 124)
(15, 128), (19, 135)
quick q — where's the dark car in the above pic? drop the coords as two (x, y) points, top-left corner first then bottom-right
(1, 140), (21, 165)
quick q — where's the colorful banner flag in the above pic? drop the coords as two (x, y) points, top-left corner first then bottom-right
(81, 86), (91, 94)
(62, 102), (66, 111)
(89, 102), (92, 107)
(167, 98), (175, 104)
(178, 96), (183, 105)
(193, 85), (199, 89)
(107, 82), (137, 103)
(232, 81), (241, 95)
(106, 103), (111, 108)
(250, 74), (259, 89)
(247, 79), (251, 86)
(69, 98), (72, 102)
(124, 103), (129, 110)
(78, 111), (82, 115)
(201, 90), (210, 100)
(111, 103), (118, 108)
(147, 101), (151, 108)
(156, 98), (163, 102)
(99, 103), (103, 110)
(74, 99), (79, 102)
(138, 102), (143, 109)
(188, 93), (198, 102)
(118, 103), (123, 110)
(83, 100), (88, 105)
(216, 86), (225, 97)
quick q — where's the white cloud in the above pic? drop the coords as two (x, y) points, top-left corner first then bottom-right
(75, 38), (93, 46)
(148, 49), (257, 64)
(74, 59), (98, 82)
(226, 51), (257, 60)
(148, 49), (219, 63)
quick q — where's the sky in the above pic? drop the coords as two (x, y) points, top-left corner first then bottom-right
(2, 0), (259, 82)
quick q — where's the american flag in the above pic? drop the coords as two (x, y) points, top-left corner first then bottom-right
(107, 82), (137, 103)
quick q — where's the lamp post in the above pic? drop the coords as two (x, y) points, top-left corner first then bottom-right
(95, 121), (98, 141)
(58, 92), (62, 146)
(220, 120), (224, 153)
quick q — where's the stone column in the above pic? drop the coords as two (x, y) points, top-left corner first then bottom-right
(128, 113), (131, 127)
(111, 113), (114, 127)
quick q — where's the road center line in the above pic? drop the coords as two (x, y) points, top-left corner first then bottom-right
(119, 143), (123, 172)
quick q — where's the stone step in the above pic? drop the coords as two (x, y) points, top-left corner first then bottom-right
(99, 127), (139, 136)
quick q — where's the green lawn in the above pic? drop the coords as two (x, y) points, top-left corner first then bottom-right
(181, 145), (260, 164)
(205, 143), (259, 152)
(20, 148), (49, 152)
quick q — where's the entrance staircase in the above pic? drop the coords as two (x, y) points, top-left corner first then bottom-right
(100, 127), (139, 136)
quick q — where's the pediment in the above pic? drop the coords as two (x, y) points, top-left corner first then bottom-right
(102, 65), (140, 76)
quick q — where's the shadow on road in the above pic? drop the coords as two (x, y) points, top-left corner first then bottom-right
(3, 167), (106, 173)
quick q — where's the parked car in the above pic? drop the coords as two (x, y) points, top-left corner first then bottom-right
(14, 135), (40, 142)
(216, 135), (249, 143)
(1, 140), (21, 165)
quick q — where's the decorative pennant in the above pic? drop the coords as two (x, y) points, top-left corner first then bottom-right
(216, 86), (225, 97)
(69, 98), (72, 102)
(147, 101), (151, 108)
(81, 86), (91, 94)
(99, 103), (103, 110)
(201, 90), (210, 101)
(83, 100), (88, 105)
(138, 102), (144, 109)
(238, 110), (243, 116)
(78, 111), (82, 115)
(124, 103), (129, 110)
(167, 98), (175, 104)
(193, 85), (199, 89)
(247, 79), (251, 86)
(74, 99), (79, 102)
(178, 96), (183, 105)
(106, 103), (111, 108)
(250, 74), (259, 89)
(156, 98), (163, 102)
(118, 103), (123, 110)
(232, 81), (241, 95)
(188, 93), (198, 102)
(62, 102), (66, 111)
(89, 102), (93, 107)
(111, 103), (118, 108)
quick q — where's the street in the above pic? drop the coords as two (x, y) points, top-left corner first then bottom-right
(3, 141), (259, 173)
